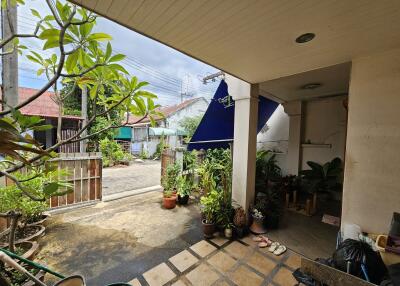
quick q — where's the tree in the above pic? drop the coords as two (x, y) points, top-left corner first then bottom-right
(179, 114), (202, 143)
(0, 0), (162, 201)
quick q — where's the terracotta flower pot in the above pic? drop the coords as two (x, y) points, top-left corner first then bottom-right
(163, 196), (177, 209)
(202, 219), (215, 238)
(250, 216), (267, 234)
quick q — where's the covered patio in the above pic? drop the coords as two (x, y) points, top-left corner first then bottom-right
(67, 0), (400, 284)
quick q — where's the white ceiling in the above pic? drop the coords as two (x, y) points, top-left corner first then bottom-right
(70, 0), (400, 84)
(260, 62), (351, 103)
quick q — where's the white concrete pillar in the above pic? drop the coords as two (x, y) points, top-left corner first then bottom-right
(283, 101), (302, 175)
(227, 75), (259, 211)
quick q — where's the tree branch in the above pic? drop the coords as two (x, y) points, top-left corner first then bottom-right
(0, 170), (45, 201)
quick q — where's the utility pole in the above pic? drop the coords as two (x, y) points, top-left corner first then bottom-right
(1, 1), (18, 110)
(80, 85), (87, 153)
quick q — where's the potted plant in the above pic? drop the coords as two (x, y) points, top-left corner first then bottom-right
(200, 189), (220, 238)
(162, 163), (181, 195)
(163, 190), (177, 209)
(224, 222), (234, 239)
(233, 206), (247, 238)
(177, 176), (191, 205)
(249, 208), (267, 234)
(300, 157), (343, 214)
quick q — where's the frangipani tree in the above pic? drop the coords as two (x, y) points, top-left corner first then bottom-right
(0, 0), (162, 201)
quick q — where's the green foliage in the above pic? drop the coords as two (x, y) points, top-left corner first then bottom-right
(198, 149), (232, 194)
(139, 149), (149, 160)
(162, 162), (181, 192)
(255, 185), (283, 226)
(177, 175), (192, 197)
(154, 134), (168, 159)
(200, 190), (221, 224)
(300, 157), (343, 195)
(179, 115), (203, 143)
(255, 150), (281, 191)
(99, 138), (125, 167)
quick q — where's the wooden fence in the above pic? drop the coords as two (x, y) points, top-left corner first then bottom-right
(59, 129), (80, 153)
(49, 152), (102, 208)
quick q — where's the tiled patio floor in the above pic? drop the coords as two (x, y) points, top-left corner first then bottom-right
(128, 234), (303, 286)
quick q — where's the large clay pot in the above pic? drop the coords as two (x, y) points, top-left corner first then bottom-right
(250, 216), (267, 234)
(163, 196), (177, 209)
(202, 219), (215, 238)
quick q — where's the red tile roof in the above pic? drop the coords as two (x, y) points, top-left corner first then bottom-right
(127, 97), (206, 125)
(0, 87), (82, 120)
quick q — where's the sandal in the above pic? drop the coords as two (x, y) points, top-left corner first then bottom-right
(273, 245), (287, 256)
(258, 240), (271, 248)
(268, 242), (280, 252)
(252, 236), (264, 242)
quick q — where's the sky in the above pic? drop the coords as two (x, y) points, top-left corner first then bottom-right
(13, 0), (220, 107)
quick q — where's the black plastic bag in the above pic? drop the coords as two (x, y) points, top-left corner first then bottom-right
(333, 239), (387, 284)
(292, 268), (318, 286)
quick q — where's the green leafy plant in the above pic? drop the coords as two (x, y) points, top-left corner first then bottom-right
(254, 185), (283, 228)
(255, 150), (281, 191)
(200, 190), (221, 224)
(179, 115), (203, 143)
(162, 162), (181, 192)
(300, 157), (343, 195)
(99, 138), (125, 167)
(177, 175), (192, 197)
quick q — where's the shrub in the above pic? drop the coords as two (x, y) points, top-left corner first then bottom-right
(99, 138), (125, 167)
(162, 162), (181, 192)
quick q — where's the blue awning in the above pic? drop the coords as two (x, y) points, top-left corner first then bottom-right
(187, 80), (279, 150)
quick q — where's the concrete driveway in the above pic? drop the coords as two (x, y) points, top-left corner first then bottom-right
(38, 191), (202, 286)
(102, 160), (161, 198)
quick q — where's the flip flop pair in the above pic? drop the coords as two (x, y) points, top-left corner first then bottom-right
(268, 242), (287, 256)
(252, 235), (272, 248)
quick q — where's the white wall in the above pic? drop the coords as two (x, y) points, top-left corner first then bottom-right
(342, 48), (400, 234)
(166, 98), (208, 130)
(258, 97), (347, 175)
(257, 105), (290, 174)
(301, 96), (347, 169)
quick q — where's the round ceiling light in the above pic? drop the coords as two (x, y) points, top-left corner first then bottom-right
(300, 83), (322, 90)
(295, 33), (315, 43)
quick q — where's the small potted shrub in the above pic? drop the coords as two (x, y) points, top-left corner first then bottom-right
(200, 190), (220, 238)
(224, 222), (233, 239)
(177, 176), (191, 205)
(249, 208), (267, 234)
(163, 190), (177, 209)
(233, 207), (247, 238)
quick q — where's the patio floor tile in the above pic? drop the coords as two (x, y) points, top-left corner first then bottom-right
(128, 278), (141, 286)
(213, 280), (230, 286)
(143, 262), (176, 286)
(272, 267), (298, 286)
(185, 263), (220, 286)
(240, 235), (257, 247)
(228, 265), (264, 286)
(190, 240), (217, 257)
(207, 251), (237, 273)
(169, 250), (199, 272)
(223, 241), (252, 260)
(171, 280), (188, 286)
(210, 236), (229, 246)
(284, 253), (302, 269)
(258, 246), (285, 261)
(244, 251), (277, 275)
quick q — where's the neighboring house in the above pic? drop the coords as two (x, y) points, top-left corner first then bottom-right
(0, 87), (83, 152)
(115, 97), (208, 156)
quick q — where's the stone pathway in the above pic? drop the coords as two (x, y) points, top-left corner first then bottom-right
(128, 234), (303, 286)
